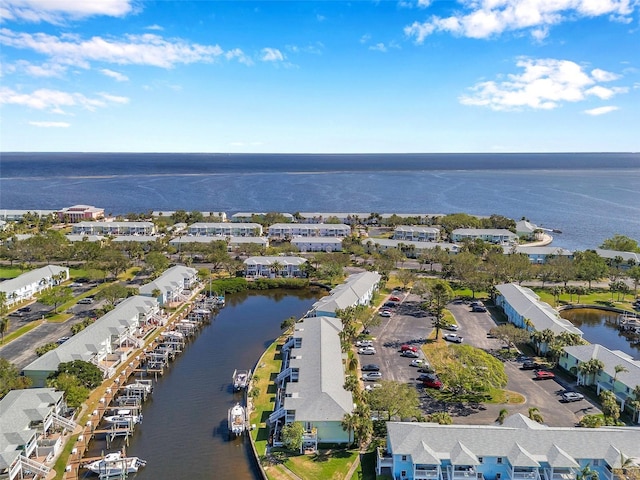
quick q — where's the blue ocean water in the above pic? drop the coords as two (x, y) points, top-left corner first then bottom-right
(1, 152), (639, 251)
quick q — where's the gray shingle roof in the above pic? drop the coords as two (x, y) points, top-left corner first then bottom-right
(496, 283), (582, 336)
(563, 344), (640, 388)
(386, 414), (640, 467)
(285, 317), (354, 421)
(312, 271), (381, 314)
(0, 265), (68, 294)
(139, 265), (198, 296)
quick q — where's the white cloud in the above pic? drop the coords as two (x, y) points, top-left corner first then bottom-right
(398, 0), (432, 9)
(0, 0), (135, 23)
(369, 42), (388, 52)
(0, 29), (230, 69)
(0, 86), (129, 113)
(583, 106), (619, 115)
(360, 34), (371, 44)
(459, 58), (628, 111)
(29, 120), (70, 127)
(405, 0), (636, 42)
(591, 68), (620, 82)
(145, 24), (163, 31)
(225, 48), (253, 65)
(100, 68), (128, 82)
(261, 47), (284, 62)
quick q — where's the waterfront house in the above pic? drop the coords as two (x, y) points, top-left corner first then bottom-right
(365, 238), (459, 258)
(515, 220), (543, 241)
(243, 256), (307, 278)
(451, 228), (517, 245)
(187, 222), (263, 237)
(72, 221), (155, 236)
(0, 210), (56, 222)
(269, 316), (354, 451)
(393, 226), (440, 242)
(291, 236), (343, 252)
(268, 223), (351, 239)
(502, 246), (573, 264)
(139, 265), (199, 307)
(0, 265), (69, 307)
(56, 204), (104, 222)
(310, 271), (382, 317)
(378, 414), (640, 480)
(559, 344), (640, 423)
(0, 388), (76, 480)
(22, 296), (161, 386)
(494, 283), (583, 354)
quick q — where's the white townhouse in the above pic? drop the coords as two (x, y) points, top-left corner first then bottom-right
(56, 204), (104, 222)
(366, 238), (459, 258)
(268, 223), (351, 239)
(515, 219), (543, 241)
(297, 212), (370, 224)
(559, 344), (640, 423)
(502, 246), (573, 264)
(22, 296), (161, 386)
(291, 236), (343, 252)
(0, 210), (56, 222)
(231, 212), (295, 223)
(494, 283), (583, 354)
(152, 211), (227, 221)
(378, 414), (640, 480)
(595, 249), (640, 269)
(72, 221), (155, 236)
(451, 228), (518, 245)
(244, 256), (307, 278)
(112, 235), (161, 244)
(0, 388), (76, 480)
(393, 226), (440, 242)
(269, 316), (354, 451)
(187, 222), (263, 237)
(139, 265), (199, 307)
(0, 265), (69, 306)
(65, 234), (105, 243)
(169, 235), (268, 251)
(310, 271), (382, 317)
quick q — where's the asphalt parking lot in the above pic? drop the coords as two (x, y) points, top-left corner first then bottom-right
(366, 294), (601, 426)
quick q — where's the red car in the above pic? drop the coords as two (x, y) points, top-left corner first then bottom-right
(421, 375), (443, 389)
(389, 296), (401, 302)
(534, 370), (555, 380)
(400, 344), (418, 353)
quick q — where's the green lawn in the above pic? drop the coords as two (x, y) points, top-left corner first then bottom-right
(534, 287), (637, 311)
(285, 449), (358, 480)
(0, 320), (43, 344)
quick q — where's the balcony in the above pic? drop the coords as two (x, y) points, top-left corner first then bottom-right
(544, 469), (576, 480)
(510, 470), (541, 480)
(415, 466), (441, 480)
(448, 467), (481, 480)
(376, 447), (393, 473)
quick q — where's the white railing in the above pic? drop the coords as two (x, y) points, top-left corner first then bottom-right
(448, 467), (478, 480)
(52, 412), (78, 431)
(19, 456), (50, 477)
(544, 469), (576, 480)
(276, 367), (293, 384)
(268, 407), (286, 424)
(415, 467), (440, 480)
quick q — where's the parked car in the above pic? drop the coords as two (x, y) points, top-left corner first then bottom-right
(534, 370), (555, 380)
(78, 297), (94, 304)
(384, 301), (398, 308)
(410, 359), (427, 367)
(471, 305), (487, 312)
(379, 310), (392, 317)
(365, 383), (382, 391)
(560, 391), (584, 403)
(417, 366), (435, 374)
(401, 350), (420, 358)
(443, 323), (459, 331)
(420, 374), (443, 389)
(443, 334), (463, 343)
(355, 340), (373, 347)
(362, 372), (382, 381)
(361, 364), (380, 372)
(358, 347), (376, 355)
(389, 295), (401, 302)
(57, 336), (70, 344)
(520, 361), (544, 370)
(17, 306), (32, 313)
(400, 344), (418, 352)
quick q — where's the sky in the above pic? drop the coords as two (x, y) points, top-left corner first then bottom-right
(0, 0), (639, 153)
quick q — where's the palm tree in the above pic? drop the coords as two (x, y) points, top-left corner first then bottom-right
(341, 413), (357, 446)
(612, 364), (629, 396)
(527, 407), (544, 424)
(0, 317), (9, 344)
(578, 358), (604, 386)
(577, 464), (599, 480)
(270, 260), (284, 277)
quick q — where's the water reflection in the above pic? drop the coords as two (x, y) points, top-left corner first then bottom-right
(561, 308), (640, 360)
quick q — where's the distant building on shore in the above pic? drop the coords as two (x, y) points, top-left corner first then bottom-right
(56, 204), (104, 223)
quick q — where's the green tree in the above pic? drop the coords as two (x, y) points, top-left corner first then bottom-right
(488, 324), (530, 350)
(612, 364), (629, 396)
(39, 286), (74, 313)
(424, 412), (453, 425)
(437, 345), (508, 396)
(600, 390), (621, 424)
(0, 317), (9, 344)
(367, 381), (421, 421)
(0, 358), (32, 398)
(281, 422), (305, 452)
(577, 464), (600, 480)
(35, 342), (58, 356)
(578, 414), (605, 428)
(396, 269), (418, 290)
(627, 266), (640, 296)
(95, 283), (130, 307)
(496, 408), (509, 425)
(427, 280), (454, 340)
(574, 250), (608, 289)
(48, 360), (103, 389)
(527, 407), (544, 424)
(145, 251), (170, 277)
(280, 316), (297, 331)
(600, 235), (639, 253)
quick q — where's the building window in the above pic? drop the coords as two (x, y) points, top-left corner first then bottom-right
(478, 457), (484, 464)
(402, 455), (407, 461)
(496, 474), (502, 480)
(401, 471), (407, 477)
(497, 458), (503, 464)
(593, 460), (600, 466)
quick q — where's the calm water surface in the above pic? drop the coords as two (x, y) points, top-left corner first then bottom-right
(561, 308), (640, 360)
(85, 290), (321, 480)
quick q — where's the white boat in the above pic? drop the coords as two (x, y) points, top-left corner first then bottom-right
(232, 369), (251, 391)
(228, 403), (246, 436)
(123, 381), (153, 394)
(84, 452), (146, 477)
(103, 409), (142, 425)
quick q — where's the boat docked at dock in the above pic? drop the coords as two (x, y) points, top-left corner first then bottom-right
(228, 403), (247, 437)
(84, 452), (147, 478)
(122, 380), (153, 395)
(232, 369), (251, 391)
(103, 409), (142, 425)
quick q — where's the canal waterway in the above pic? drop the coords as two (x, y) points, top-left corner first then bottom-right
(85, 289), (321, 480)
(561, 308), (640, 360)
